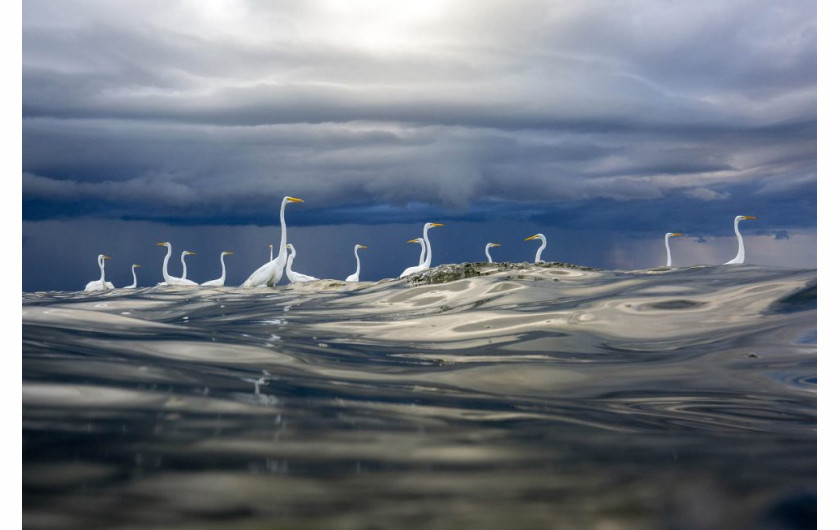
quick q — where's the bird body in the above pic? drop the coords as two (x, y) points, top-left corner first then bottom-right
(124, 264), (141, 288)
(724, 215), (756, 265)
(525, 234), (547, 263)
(202, 251), (233, 287)
(485, 242), (500, 263)
(84, 254), (114, 291)
(242, 196), (303, 287)
(345, 244), (368, 282)
(400, 223), (443, 278)
(664, 233), (683, 267)
(285, 244), (319, 283)
(156, 242), (198, 286)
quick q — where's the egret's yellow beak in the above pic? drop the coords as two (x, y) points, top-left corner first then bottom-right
(187, 251), (196, 255)
(359, 245), (368, 249)
(287, 197), (304, 203)
(672, 233), (683, 237)
(102, 255), (111, 260)
(156, 242), (167, 246)
(524, 235), (539, 241)
(744, 216), (757, 220)
(430, 223), (444, 227)
(491, 243), (501, 247)
(225, 251), (234, 255)
(134, 264), (141, 268)
(286, 244), (292, 248)
(407, 238), (420, 243)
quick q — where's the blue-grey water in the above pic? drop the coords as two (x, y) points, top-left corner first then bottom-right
(22, 263), (816, 529)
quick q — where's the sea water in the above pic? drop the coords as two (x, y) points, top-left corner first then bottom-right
(22, 263), (816, 529)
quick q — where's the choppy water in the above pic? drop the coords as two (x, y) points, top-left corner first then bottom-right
(23, 263), (816, 529)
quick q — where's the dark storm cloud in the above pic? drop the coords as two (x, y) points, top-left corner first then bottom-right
(22, 1), (816, 289)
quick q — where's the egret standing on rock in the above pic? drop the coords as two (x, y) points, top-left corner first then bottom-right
(524, 234), (548, 263)
(180, 250), (196, 280)
(242, 196), (304, 287)
(202, 251), (234, 287)
(400, 223), (443, 278)
(285, 244), (319, 283)
(485, 242), (500, 263)
(124, 264), (141, 289)
(724, 215), (757, 265)
(664, 233), (683, 267)
(156, 242), (198, 286)
(84, 254), (114, 292)
(345, 244), (368, 282)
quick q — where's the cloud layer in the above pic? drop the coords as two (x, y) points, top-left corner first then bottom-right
(22, 1), (817, 288)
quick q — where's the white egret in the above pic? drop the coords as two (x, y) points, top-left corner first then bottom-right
(524, 234), (547, 263)
(124, 264), (141, 289)
(664, 233), (683, 267)
(724, 215), (757, 265)
(285, 244), (319, 283)
(407, 237), (426, 266)
(400, 223), (443, 278)
(242, 196), (304, 287)
(84, 254), (114, 291)
(345, 244), (368, 282)
(202, 251), (234, 287)
(179, 250), (196, 280)
(156, 242), (198, 286)
(485, 242), (501, 263)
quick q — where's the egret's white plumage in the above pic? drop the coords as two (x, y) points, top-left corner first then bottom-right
(242, 196), (304, 287)
(524, 233), (547, 263)
(157, 242), (198, 286)
(724, 215), (757, 265)
(179, 250), (196, 280)
(345, 244), (368, 282)
(124, 264), (141, 289)
(285, 244), (319, 283)
(202, 251), (233, 287)
(84, 254), (114, 291)
(485, 242), (500, 263)
(664, 233), (683, 267)
(400, 223), (443, 278)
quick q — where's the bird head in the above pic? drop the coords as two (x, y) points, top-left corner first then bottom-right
(357, 244), (368, 250)
(284, 196), (304, 204)
(223, 251), (234, 256)
(489, 243), (501, 247)
(102, 255), (112, 260)
(736, 215), (757, 221)
(133, 264), (141, 268)
(156, 242), (170, 248)
(185, 251), (196, 256)
(524, 234), (544, 242)
(424, 222), (444, 229)
(667, 233), (684, 238)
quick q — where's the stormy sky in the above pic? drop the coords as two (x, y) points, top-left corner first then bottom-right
(22, 0), (817, 291)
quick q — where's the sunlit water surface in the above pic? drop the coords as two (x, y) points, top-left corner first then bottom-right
(23, 263), (816, 529)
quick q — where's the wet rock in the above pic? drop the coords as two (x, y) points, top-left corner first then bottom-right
(404, 261), (598, 285)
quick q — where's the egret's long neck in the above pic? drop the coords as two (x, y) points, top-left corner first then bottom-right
(353, 247), (361, 277)
(733, 218), (745, 263)
(162, 246), (172, 281)
(278, 201), (289, 265)
(665, 235), (673, 267)
(285, 248), (296, 274)
(485, 243), (493, 263)
(181, 253), (188, 279)
(219, 253), (227, 283)
(422, 226), (433, 267)
(269, 245), (274, 261)
(535, 238), (546, 262)
(418, 238), (426, 266)
(98, 257), (106, 283)
(130, 267), (138, 288)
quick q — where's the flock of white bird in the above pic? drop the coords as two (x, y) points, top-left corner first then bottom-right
(82, 196), (757, 291)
